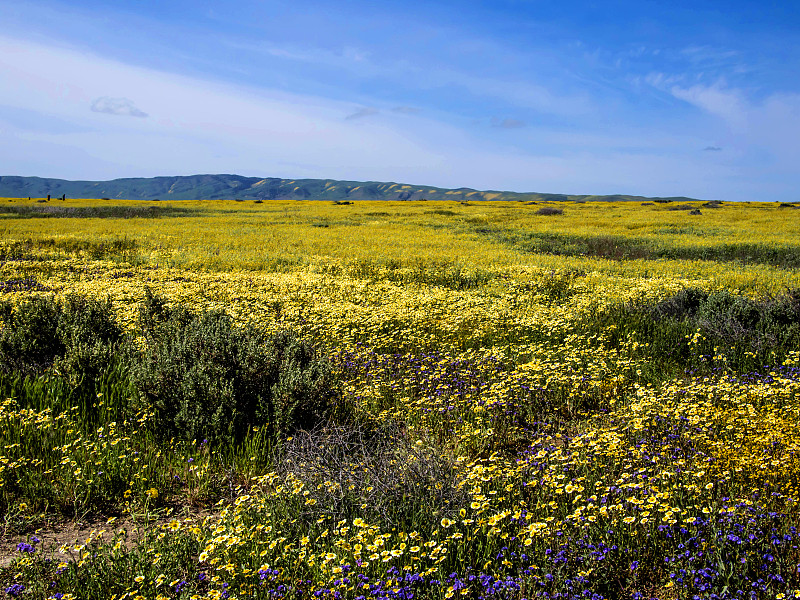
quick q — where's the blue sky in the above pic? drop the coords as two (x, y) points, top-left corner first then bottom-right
(1, 0), (799, 200)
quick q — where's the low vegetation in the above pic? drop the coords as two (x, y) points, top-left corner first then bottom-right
(0, 198), (798, 600)
(130, 289), (337, 446)
(0, 204), (199, 219)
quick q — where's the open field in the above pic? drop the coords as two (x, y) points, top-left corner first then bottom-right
(0, 197), (799, 600)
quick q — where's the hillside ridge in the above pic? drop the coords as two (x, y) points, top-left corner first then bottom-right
(0, 174), (706, 203)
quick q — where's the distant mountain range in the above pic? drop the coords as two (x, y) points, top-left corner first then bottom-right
(0, 174), (704, 203)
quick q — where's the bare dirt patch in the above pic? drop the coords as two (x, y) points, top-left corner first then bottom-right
(0, 509), (213, 568)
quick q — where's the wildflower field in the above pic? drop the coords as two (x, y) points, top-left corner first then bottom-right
(0, 197), (799, 600)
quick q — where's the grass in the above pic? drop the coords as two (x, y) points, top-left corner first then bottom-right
(0, 204), (200, 219)
(0, 198), (799, 599)
(0, 237), (139, 262)
(472, 227), (800, 268)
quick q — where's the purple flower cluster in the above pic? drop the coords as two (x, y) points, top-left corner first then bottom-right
(4, 584), (25, 598)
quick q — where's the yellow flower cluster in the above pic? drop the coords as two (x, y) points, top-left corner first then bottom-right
(1, 198), (799, 598)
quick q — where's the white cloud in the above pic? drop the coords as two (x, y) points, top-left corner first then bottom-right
(91, 96), (148, 117)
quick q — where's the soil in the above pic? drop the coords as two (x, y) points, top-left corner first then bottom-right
(0, 509), (213, 569)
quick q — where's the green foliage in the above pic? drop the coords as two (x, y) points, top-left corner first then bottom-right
(649, 287), (800, 349)
(535, 206), (564, 216)
(0, 295), (122, 384)
(649, 286), (709, 319)
(535, 269), (584, 302)
(54, 296), (124, 386)
(0, 296), (62, 374)
(337, 258), (494, 290)
(582, 287), (800, 380)
(128, 291), (338, 446)
(0, 364), (137, 516)
(0, 528), (204, 599)
(473, 227), (800, 268)
(137, 286), (188, 336)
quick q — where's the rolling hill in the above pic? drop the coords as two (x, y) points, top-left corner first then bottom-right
(0, 174), (705, 203)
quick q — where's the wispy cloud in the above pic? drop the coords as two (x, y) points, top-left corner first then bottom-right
(491, 117), (526, 129)
(248, 43), (374, 72)
(2, 24), (800, 202)
(436, 69), (593, 117)
(345, 107), (379, 120)
(668, 82), (747, 126)
(644, 73), (800, 189)
(91, 96), (148, 118)
(680, 45), (742, 71)
(661, 79), (800, 164)
(392, 106), (420, 114)
(0, 35), (451, 181)
(228, 36), (593, 118)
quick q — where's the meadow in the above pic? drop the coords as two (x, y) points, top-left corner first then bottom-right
(0, 196), (799, 600)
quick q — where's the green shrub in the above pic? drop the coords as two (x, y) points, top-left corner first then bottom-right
(586, 288), (800, 379)
(0, 295), (122, 383)
(695, 290), (761, 345)
(535, 206), (564, 216)
(649, 287), (709, 320)
(128, 291), (338, 446)
(0, 296), (62, 374)
(55, 296), (123, 386)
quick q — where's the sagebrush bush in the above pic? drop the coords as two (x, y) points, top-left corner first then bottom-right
(535, 206), (564, 216)
(696, 290), (762, 343)
(128, 290), (338, 446)
(0, 296), (62, 374)
(0, 295), (122, 384)
(651, 288), (800, 350)
(55, 295), (123, 386)
(649, 287), (709, 320)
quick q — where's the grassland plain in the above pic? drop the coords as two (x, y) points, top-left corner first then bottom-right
(0, 197), (799, 600)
